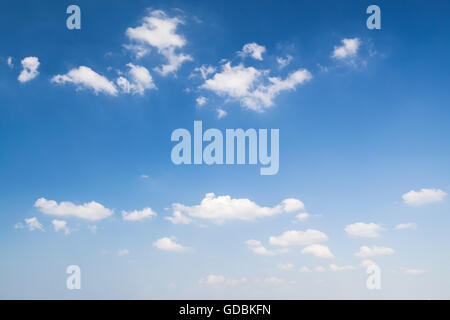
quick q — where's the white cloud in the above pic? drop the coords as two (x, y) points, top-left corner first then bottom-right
(301, 244), (334, 259)
(118, 249), (130, 256)
(299, 266), (311, 273)
(216, 108), (227, 119)
(239, 42), (266, 60)
(278, 263), (294, 271)
(263, 276), (284, 284)
(165, 211), (193, 225)
(295, 212), (310, 222)
(34, 198), (113, 221)
(332, 38), (361, 59)
(117, 63), (156, 95)
(360, 259), (377, 268)
(193, 65), (216, 80)
(51, 66), (118, 96)
(52, 219), (70, 235)
(153, 236), (189, 252)
(404, 269), (426, 275)
(125, 10), (192, 75)
(199, 274), (247, 286)
(140, 174), (149, 179)
(355, 246), (394, 258)
(24, 217), (44, 231)
(18, 57), (40, 83)
(277, 55), (293, 69)
(14, 222), (24, 229)
(201, 62), (312, 112)
(168, 193), (304, 225)
(246, 239), (275, 256)
(402, 188), (447, 206)
(395, 222), (418, 230)
(122, 207), (157, 221)
(269, 229), (328, 246)
(345, 222), (383, 238)
(7, 57), (13, 68)
(329, 264), (355, 271)
(196, 96), (207, 107)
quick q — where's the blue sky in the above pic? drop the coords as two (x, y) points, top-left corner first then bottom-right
(1, 0), (450, 299)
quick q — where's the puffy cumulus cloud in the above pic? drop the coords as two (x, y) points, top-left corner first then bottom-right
(402, 188), (447, 206)
(200, 62), (312, 112)
(301, 244), (334, 259)
(332, 38), (361, 59)
(360, 259), (377, 268)
(345, 222), (383, 238)
(196, 96), (207, 107)
(246, 240), (275, 256)
(153, 236), (189, 252)
(216, 108), (227, 119)
(395, 222), (418, 230)
(355, 246), (394, 258)
(34, 198), (113, 221)
(404, 269), (426, 275)
(117, 63), (156, 95)
(24, 217), (44, 231)
(118, 249), (130, 256)
(51, 66), (118, 96)
(52, 219), (70, 235)
(167, 193), (304, 225)
(18, 57), (40, 83)
(125, 10), (192, 75)
(122, 207), (157, 221)
(269, 229), (328, 246)
(329, 264), (356, 271)
(165, 211), (193, 225)
(238, 42), (266, 61)
(199, 274), (247, 286)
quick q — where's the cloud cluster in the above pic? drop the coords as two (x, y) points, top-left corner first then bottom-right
(122, 207), (157, 221)
(52, 219), (70, 235)
(153, 236), (189, 252)
(402, 188), (447, 206)
(18, 57), (40, 83)
(34, 198), (113, 221)
(269, 229), (328, 246)
(332, 38), (361, 59)
(345, 222), (383, 238)
(238, 42), (266, 61)
(301, 244), (334, 259)
(355, 245), (394, 258)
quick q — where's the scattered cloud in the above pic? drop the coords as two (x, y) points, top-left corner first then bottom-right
(118, 249), (130, 256)
(404, 269), (427, 275)
(299, 266), (311, 273)
(125, 10), (192, 76)
(34, 198), (113, 221)
(332, 38), (361, 59)
(122, 207), (157, 221)
(193, 65), (216, 80)
(301, 244), (334, 259)
(52, 219), (70, 235)
(116, 63), (156, 95)
(277, 263), (294, 271)
(196, 96), (207, 107)
(345, 222), (383, 238)
(140, 174), (149, 179)
(51, 66), (118, 95)
(263, 276), (284, 284)
(216, 108), (227, 119)
(24, 217), (44, 231)
(360, 259), (377, 268)
(395, 222), (418, 230)
(153, 236), (189, 252)
(14, 222), (24, 229)
(199, 274), (247, 286)
(238, 42), (266, 60)
(402, 188), (447, 206)
(7, 57), (13, 68)
(277, 55), (293, 69)
(294, 212), (310, 222)
(18, 57), (40, 83)
(269, 229), (328, 246)
(246, 239), (275, 256)
(165, 211), (193, 225)
(355, 246), (394, 258)
(315, 266), (326, 272)
(329, 264), (355, 271)
(168, 193), (304, 225)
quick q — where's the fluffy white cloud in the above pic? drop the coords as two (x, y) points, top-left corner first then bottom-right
(355, 246), (394, 258)
(277, 55), (292, 69)
(301, 244), (334, 259)
(34, 198), (113, 221)
(51, 66), (118, 95)
(239, 42), (266, 60)
(199, 274), (247, 286)
(246, 239), (275, 256)
(345, 222), (383, 238)
(329, 264), (355, 271)
(165, 211), (193, 225)
(216, 108), (227, 119)
(18, 57), (40, 83)
(360, 259), (377, 268)
(196, 96), (207, 107)
(332, 38), (361, 59)
(118, 249), (130, 256)
(117, 63), (156, 95)
(168, 193), (304, 225)
(201, 62), (312, 112)
(125, 10), (192, 75)
(277, 263), (294, 271)
(295, 213), (310, 222)
(269, 229), (328, 246)
(24, 217), (44, 231)
(122, 207), (156, 221)
(395, 222), (418, 230)
(404, 269), (426, 275)
(153, 237), (189, 252)
(52, 219), (70, 235)
(402, 188), (447, 206)
(193, 65), (216, 80)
